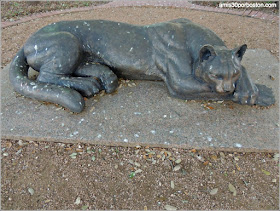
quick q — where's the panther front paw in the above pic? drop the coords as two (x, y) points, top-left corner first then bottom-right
(232, 83), (259, 105)
(99, 72), (118, 94)
(75, 63), (119, 94)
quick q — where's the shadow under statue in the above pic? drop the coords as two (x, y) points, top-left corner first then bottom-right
(9, 18), (275, 113)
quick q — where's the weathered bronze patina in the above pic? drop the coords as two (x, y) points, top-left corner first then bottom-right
(10, 18), (275, 112)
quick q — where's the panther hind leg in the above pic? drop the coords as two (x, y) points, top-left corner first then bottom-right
(25, 32), (103, 98)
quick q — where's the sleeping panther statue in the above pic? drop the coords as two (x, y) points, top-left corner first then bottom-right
(9, 18), (275, 112)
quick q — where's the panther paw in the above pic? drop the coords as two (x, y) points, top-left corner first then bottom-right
(74, 77), (102, 97)
(232, 83), (259, 105)
(99, 72), (118, 94)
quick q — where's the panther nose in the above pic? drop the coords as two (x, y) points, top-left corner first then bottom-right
(223, 83), (234, 92)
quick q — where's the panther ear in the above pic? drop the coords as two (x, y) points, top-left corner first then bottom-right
(199, 45), (216, 62)
(233, 44), (247, 61)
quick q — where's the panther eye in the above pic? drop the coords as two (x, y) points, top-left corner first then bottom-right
(210, 73), (217, 78)
(210, 74), (223, 80)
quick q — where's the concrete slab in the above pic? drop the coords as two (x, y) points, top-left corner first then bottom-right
(1, 49), (279, 152)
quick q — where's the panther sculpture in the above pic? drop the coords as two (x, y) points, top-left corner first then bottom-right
(9, 18), (274, 112)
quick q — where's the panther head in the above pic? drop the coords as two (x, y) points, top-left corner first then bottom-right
(194, 44), (247, 94)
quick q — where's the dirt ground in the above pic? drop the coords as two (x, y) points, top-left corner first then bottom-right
(1, 6), (279, 210)
(1, 1), (110, 22)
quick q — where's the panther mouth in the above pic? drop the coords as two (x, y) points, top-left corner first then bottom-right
(216, 84), (235, 94)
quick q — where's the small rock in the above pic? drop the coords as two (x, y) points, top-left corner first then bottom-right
(175, 159), (181, 164)
(16, 149), (22, 155)
(210, 188), (218, 195)
(70, 153), (77, 159)
(196, 154), (205, 162)
(28, 188), (34, 195)
(219, 152), (225, 158)
(134, 162), (141, 167)
(135, 169), (143, 174)
(173, 165), (181, 171)
(165, 204), (177, 210)
(171, 181), (175, 189)
(165, 151), (172, 157)
(74, 197), (81, 205)
(272, 153), (279, 161)
(228, 183), (237, 196)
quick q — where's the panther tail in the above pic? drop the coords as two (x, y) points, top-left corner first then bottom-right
(9, 48), (85, 113)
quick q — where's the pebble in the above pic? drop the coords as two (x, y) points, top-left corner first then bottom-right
(28, 188), (34, 195)
(210, 188), (218, 195)
(135, 169), (142, 174)
(134, 162), (141, 167)
(74, 197), (81, 205)
(165, 205), (177, 210)
(173, 165), (181, 171)
(171, 181), (175, 189)
(175, 159), (181, 164)
(16, 149), (22, 155)
(219, 152), (225, 158)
